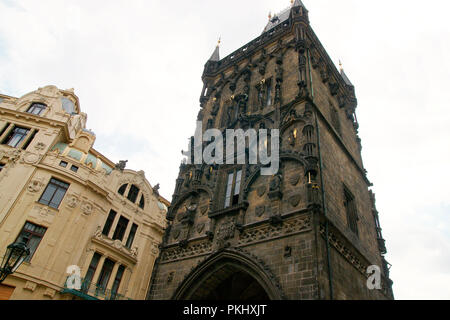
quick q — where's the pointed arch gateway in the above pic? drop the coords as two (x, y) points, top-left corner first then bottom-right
(172, 249), (284, 300)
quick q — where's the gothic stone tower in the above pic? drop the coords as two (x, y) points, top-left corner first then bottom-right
(148, 0), (393, 300)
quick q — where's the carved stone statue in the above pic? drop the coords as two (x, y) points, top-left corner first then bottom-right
(115, 160), (128, 171)
(153, 183), (160, 196)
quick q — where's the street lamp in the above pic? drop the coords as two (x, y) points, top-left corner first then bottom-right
(0, 242), (30, 283)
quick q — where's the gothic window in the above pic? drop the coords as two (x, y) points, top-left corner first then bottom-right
(343, 186), (359, 236)
(303, 125), (314, 142)
(102, 209), (117, 236)
(125, 223), (138, 248)
(127, 184), (140, 203)
(15, 222), (47, 262)
(27, 103), (47, 115)
(303, 143), (315, 156)
(224, 169), (242, 208)
(112, 216), (129, 241)
(2, 126), (29, 148)
(118, 184), (128, 195)
(39, 178), (69, 209)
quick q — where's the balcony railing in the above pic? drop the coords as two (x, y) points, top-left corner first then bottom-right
(61, 276), (131, 300)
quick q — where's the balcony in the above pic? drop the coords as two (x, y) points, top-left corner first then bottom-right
(60, 276), (131, 300)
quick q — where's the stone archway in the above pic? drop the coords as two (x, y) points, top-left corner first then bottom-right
(173, 249), (283, 300)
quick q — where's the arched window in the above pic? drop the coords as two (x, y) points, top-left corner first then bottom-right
(139, 194), (145, 209)
(118, 184), (128, 195)
(127, 184), (140, 203)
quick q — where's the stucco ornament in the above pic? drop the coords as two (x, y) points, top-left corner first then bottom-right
(27, 179), (44, 193)
(81, 201), (93, 215)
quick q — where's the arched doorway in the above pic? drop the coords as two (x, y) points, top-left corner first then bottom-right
(189, 264), (269, 300)
(173, 249), (283, 300)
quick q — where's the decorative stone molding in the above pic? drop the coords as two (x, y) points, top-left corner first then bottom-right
(238, 214), (311, 246)
(43, 288), (56, 298)
(93, 227), (138, 260)
(27, 179), (45, 193)
(21, 151), (41, 165)
(288, 194), (301, 207)
(160, 241), (212, 263)
(34, 142), (46, 151)
(65, 194), (80, 208)
(319, 224), (366, 274)
(80, 200), (93, 215)
(24, 281), (37, 292)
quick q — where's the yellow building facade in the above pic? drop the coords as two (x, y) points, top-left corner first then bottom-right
(0, 85), (168, 300)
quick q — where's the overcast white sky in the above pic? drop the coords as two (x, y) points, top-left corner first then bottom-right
(1, 0), (449, 300)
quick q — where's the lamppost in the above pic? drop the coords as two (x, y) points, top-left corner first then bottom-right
(0, 242), (30, 283)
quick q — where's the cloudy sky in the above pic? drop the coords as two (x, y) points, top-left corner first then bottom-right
(1, 0), (449, 300)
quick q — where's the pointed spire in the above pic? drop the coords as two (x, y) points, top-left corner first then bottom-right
(339, 60), (353, 86)
(208, 37), (220, 62)
(292, 0), (304, 7)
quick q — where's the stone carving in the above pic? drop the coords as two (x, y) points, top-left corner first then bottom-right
(115, 160), (128, 171)
(160, 240), (212, 263)
(289, 194), (301, 207)
(92, 228), (137, 260)
(200, 205), (208, 216)
(81, 201), (93, 215)
(27, 179), (44, 193)
(43, 288), (56, 298)
(131, 246), (139, 257)
(167, 272), (174, 283)
(24, 281), (37, 292)
(66, 194), (80, 208)
(257, 185), (266, 197)
(153, 183), (160, 196)
(39, 206), (50, 217)
(197, 223), (205, 234)
(255, 205), (265, 217)
(238, 214), (311, 246)
(289, 173), (300, 186)
(269, 173), (282, 191)
(215, 216), (236, 249)
(94, 226), (102, 238)
(34, 142), (46, 151)
(173, 229), (181, 240)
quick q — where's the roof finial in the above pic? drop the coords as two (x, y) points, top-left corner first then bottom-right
(339, 60), (343, 72)
(291, 0), (294, 5)
(217, 37), (221, 47)
(268, 11), (272, 20)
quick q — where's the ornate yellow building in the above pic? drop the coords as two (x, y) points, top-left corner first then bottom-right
(0, 85), (168, 300)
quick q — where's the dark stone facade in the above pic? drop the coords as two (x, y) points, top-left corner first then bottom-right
(147, 1), (393, 300)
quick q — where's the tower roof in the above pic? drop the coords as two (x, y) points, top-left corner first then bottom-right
(208, 39), (221, 62)
(262, 0), (306, 33)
